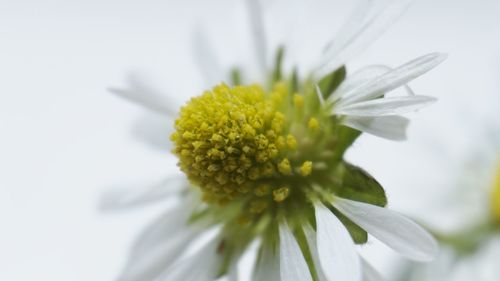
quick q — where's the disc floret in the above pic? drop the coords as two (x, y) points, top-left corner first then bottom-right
(171, 82), (338, 213)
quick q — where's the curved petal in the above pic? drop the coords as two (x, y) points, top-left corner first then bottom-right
(361, 257), (384, 281)
(99, 176), (187, 211)
(315, 203), (361, 281)
(331, 65), (416, 104)
(342, 115), (409, 141)
(108, 73), (178, 118)
(333, 197), (439, 261)
(253, 241), (280, 281)
(337, 53), (446, 106)
(315, 0), (413, 77)
(334, 95), (437, 117)
(330, 65), (392, 103)
(279, 222), (313, 281)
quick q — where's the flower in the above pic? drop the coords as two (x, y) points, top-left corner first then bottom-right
(393, 98), (500, 280)
(103, 0), (445, 280)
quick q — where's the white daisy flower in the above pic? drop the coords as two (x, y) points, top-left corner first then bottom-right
(103, 0), (444, 280)
(393, 97), (500, 281)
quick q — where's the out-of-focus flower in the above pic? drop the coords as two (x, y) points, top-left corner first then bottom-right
(393, 97), (500, 281)
(103, 0), (445, 280)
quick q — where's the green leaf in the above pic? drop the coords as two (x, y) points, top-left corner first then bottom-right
(329, 206), (368, 244)
(318, 66), (346, 99)
(336, 161), (387, 207)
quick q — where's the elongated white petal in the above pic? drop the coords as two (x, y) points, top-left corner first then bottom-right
(108, 73), (178, 117)
(246, 0), (267, 74)
(333, 198), (439, 261)
(157, 237), (222, 281)
(118, 226), (198, 281)
(99, 176), (187, 211)
(342, 115), (409, 141)
(303, 224), (328, 281)
(227, 259), (240, 281)
(337, 53), (446, 106)
(335, 96), (436, 117)
(315, 203), (361, 281)
(361, 257), (384, 281)
(316, 0), (413, 76)
(331, 65), (391, 103)
(253, 241), (280, 281)
(279, 222), (313, 281)
(193, 27), (224, 87)
(332, 65), (416, 104)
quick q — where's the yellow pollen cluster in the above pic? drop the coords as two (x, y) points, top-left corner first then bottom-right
(171, 83), (310, 203)
(491, 160), (500, 221)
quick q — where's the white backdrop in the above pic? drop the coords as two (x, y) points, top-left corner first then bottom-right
(1, 0), (499, 280)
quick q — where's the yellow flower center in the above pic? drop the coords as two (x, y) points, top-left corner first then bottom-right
(171, 83), (331, 207)
(491, 159), (500, 222)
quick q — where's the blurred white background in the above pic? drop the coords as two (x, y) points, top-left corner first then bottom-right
(1, 0), (500, 280)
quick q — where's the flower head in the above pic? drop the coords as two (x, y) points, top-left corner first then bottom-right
(104, 0), (445, 280)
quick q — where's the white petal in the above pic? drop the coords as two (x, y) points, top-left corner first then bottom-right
(316, 0), (413, 76)
(227, 259), (240, 281)
(118, 227), (198, 281)
(330, 65), (391, 103)
(333, 198), (439, 261)
(361, 257), (384, 281)
(108, 73), (178, 117)
(99, 176), (187, 211)
(303, 224), (328, 281)
(246, 0), (268, 74)
(279, 222), (313, 281)
(315, 203), (361, 281)
(157, 237), (222, 281)
(331, 65), (416, 103)
(337, 53), (446, 106)
(334, 96), (436, 117)
(253, 241), (280, 281)
(342, 115), (409, 141)
(193, 26), (224, 87)
(129, 203), (194, 257)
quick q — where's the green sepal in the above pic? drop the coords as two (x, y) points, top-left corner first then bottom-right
(331, 126), (361, 161)
(318, 66), (346, 99)
(327, 162), (387, 244)
(336, 161), (387, 207)
(290, 67), (299, 93)
(272, 46), (285, 83)
(230, 67), (242, 86)
(329, 206), (368, 244)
